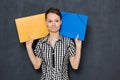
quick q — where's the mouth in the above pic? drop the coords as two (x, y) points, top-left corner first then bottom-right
(51, 26), (57, 29)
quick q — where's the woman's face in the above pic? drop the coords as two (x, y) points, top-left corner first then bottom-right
(46, 13), (62, 33)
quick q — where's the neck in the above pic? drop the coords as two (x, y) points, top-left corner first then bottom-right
(49, 32), (60, 40)
(48, 32), (60, 47)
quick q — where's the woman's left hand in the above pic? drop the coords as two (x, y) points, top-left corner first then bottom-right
(75, 35), (82, 48)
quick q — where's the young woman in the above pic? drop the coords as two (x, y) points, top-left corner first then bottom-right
(26, 8), (82, 80)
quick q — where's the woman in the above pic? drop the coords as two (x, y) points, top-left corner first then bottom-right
(26, 8), (82, 80)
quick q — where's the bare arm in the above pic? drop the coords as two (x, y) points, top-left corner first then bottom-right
(26, 39), (42, 70)
(69, 35), (82, 70)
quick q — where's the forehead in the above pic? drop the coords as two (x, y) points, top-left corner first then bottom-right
(47, 13), (60, 19)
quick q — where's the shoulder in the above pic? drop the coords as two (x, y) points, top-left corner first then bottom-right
(61, 35), (74, 44)
(37, 36), (48, 44)
(61, 35), (70, 41)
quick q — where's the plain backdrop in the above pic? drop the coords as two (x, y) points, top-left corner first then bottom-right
(0, 0), (120, 80)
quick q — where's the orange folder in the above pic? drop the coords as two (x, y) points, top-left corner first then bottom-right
(15, 13), (49, 43)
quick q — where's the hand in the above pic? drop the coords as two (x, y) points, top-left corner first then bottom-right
(26, 37), (34, 49)
(75, 35), (82, 48)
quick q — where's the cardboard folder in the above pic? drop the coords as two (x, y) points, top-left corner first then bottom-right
(60, 11), (88, 41)
(15, 11), (88, 43)
(15, 13), (49, 43)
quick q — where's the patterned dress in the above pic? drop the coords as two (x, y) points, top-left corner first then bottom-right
(34, 34), (76, 80)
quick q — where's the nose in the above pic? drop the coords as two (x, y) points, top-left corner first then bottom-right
(52, 21), (56, 26)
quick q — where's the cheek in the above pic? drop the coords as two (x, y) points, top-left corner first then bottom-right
(46, 22), (51, 27)
(57, 24), (61, 28)
(58, 23), (62, 28)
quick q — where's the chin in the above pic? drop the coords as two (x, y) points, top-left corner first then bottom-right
(50, 30), (59, 33)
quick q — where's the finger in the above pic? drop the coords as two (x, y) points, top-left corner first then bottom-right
(29, 35), (34, 41)
(28, 35), (32, 40)
(75, 34), (79, 40)
(26, 36), (33, 43)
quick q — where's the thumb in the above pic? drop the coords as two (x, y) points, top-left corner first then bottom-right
(75, 34), (79, 40)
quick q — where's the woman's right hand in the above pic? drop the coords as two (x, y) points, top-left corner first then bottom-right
(26, 38), (34, 49)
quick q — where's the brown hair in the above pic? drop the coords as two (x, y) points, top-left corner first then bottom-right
(45, 8), (62, 20)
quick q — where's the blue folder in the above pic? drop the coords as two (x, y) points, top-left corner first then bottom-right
(60, 11), (88, 41)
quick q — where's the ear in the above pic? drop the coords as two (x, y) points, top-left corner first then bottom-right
(60, 20), (62, 25)
(45, 20), (48, 25)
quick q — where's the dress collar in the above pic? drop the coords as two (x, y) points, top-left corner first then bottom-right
(41, 33), (63, 43)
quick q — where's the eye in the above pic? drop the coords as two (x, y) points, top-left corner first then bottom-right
(55, 20), (59, 22)
(48, 20), (52, 23)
